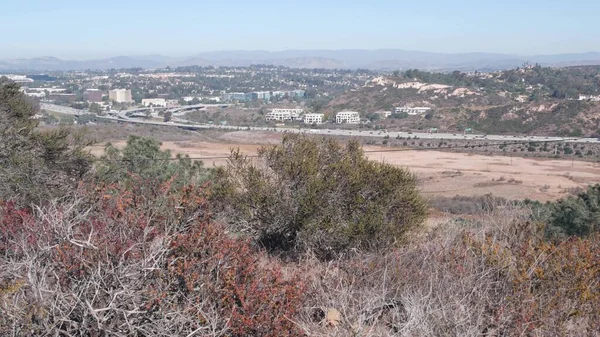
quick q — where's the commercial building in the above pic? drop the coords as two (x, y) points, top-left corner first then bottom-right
(336, 111), (360, 124)
(223, 90), (304, 102)
(303, 113), (324, 124)
(222, 92), (249, 102)
(265, 108), (304, 122)
(28, 87), (66, 93)
(25, 92), (46, 98)
(166, 99), (180, 107)
(272, 90), (306, 99)
(49, 93), (77, 102)
(84, 89), (103, 102)
(251, 91), (271, 101)
(108, 89), (133, 103)
(141, 98), (167, 107)
(5, 75), (33, 83)
(395, 107), (431, 115)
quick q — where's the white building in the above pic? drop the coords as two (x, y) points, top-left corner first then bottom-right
(183, 96), (221, 103)
(28, 87), (66, 93)
(266, 108), (303, 122)
(375, 110), (392, 119)
(303, 113), (324, 124)
(336, 111), (360, 124)
(5, 75), (33, 83)
(108, 89), (133, 103)
(25, 92), (46, 98)
(142, 98), (167, 107)
(395, 107), (431, 115)
(579, 94), (600, 102)
(166, 99), (180, 107)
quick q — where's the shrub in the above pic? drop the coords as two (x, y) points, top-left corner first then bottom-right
(548, 184), (600, 238)
(298, 210), (600, 336)
(0, 79), (92, 207)
(563, 146), (573, 155)
(213, 134), (427, 260)
(430, 194), (509, 215)
(0, 181), (305, 336)
(94, 135), (210, 188)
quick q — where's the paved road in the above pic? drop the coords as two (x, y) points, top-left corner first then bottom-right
(41, 103), (83, 115)
(40, 103), (599, 144)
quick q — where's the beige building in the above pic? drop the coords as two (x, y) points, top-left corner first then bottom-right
(265, 108), (303, 122)
(336, 111), (360, 124)
(108, 89), (133, 103)
(303, 113), (324, 124)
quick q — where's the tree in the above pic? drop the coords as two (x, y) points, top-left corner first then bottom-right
(94, 135), (208, 188)
(366, 112), (381, 122)
(213, 134), (427, 260)
(424, 110), (435, 120)
(164, 110), (172, 122)
(89, 102), (101, 113)
(77, 114), (95, 125)
(0, 79), (93, 207)
(548, 184), (600, 238)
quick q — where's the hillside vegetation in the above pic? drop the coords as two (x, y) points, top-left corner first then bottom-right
(327, 65), (600, 136)
(1, 79), (600, 336)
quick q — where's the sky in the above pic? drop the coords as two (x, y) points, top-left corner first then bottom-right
(0, 0), (599, 59)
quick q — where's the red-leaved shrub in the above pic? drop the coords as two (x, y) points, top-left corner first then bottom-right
(0, 180), (305, 336)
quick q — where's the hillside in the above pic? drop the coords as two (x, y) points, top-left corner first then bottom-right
(326, 65), (600, 136)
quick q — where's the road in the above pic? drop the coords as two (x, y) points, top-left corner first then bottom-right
(40, 103), (600, 144)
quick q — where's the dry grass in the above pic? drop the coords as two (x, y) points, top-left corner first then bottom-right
(292, 207), (600, 336)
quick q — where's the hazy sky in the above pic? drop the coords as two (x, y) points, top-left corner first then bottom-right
(1, 0), (599, 59)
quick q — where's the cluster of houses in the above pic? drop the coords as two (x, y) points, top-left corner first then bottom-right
(265, 105), (432, 125)
(265, 106), (432, 125)
(265, 109), (362, 125)
(265, 109), (327, 124)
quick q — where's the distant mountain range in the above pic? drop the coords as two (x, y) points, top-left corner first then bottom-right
(2, 50), (600, 72)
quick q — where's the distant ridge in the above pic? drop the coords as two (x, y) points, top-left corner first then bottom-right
(1, 50), (600, 71)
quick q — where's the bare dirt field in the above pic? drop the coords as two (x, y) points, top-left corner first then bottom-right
(363, 146), (600, 202)
(89, 130), (600, 202)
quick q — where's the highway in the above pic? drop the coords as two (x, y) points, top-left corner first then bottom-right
(40, 103), (600, 144)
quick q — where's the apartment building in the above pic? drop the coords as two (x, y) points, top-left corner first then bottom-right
(394, 106), (431, 115)
(303, 113), (324, 124)
(265, 108), (304, 122)
(335, 111), (360, 124)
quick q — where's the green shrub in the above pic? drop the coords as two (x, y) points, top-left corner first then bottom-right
(548, 184), (600, 238)
(213, 134), (427, 260)
(94, 135), (210, 188)
(0, 79), (92, 207)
